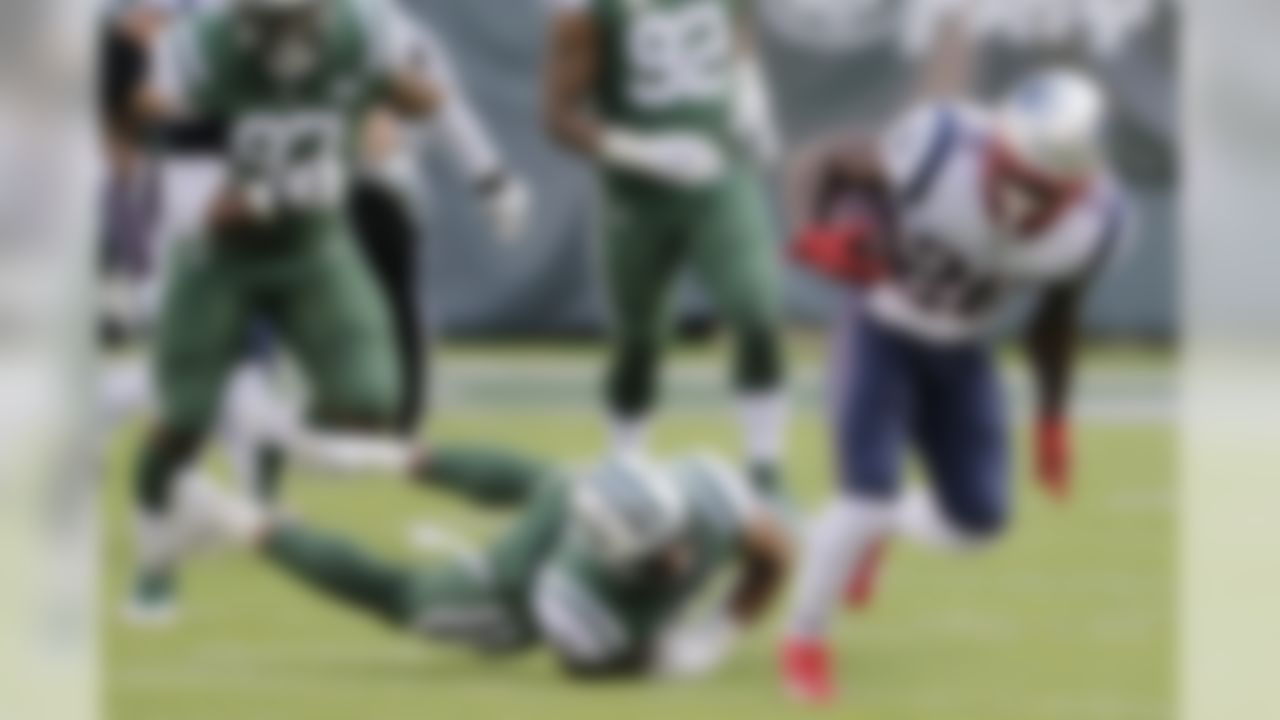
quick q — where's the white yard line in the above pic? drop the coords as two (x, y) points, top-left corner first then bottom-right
(433, 358), (1174, 424)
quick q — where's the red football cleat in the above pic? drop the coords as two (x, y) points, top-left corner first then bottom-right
(844, 539), (887, 609)
(1036, 415), (1073, 503)
(780, 637), (837, 705)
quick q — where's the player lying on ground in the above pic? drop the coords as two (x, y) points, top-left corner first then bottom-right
(779, 68), (1132, 703)
(162, 445), (791, 678)
(120, 0), (517, 624)
(544, 0), (790, 498)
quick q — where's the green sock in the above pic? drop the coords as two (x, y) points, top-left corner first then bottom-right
(734, 325), (784, 391)
(132, 568), (178, 606)
(264, 524), (413, 625)
(134, 435), (198, 513)
(607, 339), (660, 418)
(419, 444), (554, 507)
(253, 444), (286, 505)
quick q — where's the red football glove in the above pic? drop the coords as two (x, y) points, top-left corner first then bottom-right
(789, 214), (887, 286)
(1036, 415), (1072, 502)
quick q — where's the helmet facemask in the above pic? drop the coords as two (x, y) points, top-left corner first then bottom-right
(235, 0), (329, 85)
(988, 67), (1106, 233)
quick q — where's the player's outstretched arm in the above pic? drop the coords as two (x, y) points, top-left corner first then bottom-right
(412, 444), (558, 509)
(417, 20), (530, 243)
(381, 7), (532, 240)
(731, 9), (781, 166)
(1024, 281), (1086, 502)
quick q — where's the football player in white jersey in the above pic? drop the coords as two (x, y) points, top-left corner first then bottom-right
(779, 68), (1130, 703)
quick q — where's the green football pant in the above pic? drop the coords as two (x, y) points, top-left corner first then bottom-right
(601, 168), (785, 416)
(264, 445), (569, 652)
(153, 230), (400, 433)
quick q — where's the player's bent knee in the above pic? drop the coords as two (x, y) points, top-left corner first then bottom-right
(941, 496), (1009, 542)
(311, 388), (400, 431)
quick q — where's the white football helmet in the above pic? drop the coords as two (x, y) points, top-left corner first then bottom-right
(996, 67), (1108, 182)
(569, 452), (689, 568)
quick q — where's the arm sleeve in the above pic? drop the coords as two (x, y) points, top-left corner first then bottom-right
(366, 1), (506, 185)
(878, 103), (947, 192)
(148, 20), (206, 113)
(412, 16), (506, 186)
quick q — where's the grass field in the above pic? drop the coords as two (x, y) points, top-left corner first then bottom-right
(102, 344), (1173, 720)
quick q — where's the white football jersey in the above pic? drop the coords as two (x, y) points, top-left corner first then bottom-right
(869, 102), (1128, 344)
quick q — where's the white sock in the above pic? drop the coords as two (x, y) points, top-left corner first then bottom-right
(893, 485), (987, 552)
(609, 414), (650, 455)
(179, 474), (268, 546)
(738, 388), (788, 469)
(97, 358), (153, 427)
(289, 431), (416, 476)
(134, 508), (177, 576)
(787, 495), (895, 640)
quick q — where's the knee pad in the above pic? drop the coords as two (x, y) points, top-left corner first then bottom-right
(938, 492), (1009, 541)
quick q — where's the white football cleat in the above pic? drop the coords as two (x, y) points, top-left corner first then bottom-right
(123, 579), (180, 629)
(125, 472), (266, 628)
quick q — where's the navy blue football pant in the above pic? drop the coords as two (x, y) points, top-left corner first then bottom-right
(829, 303), (1010, 538)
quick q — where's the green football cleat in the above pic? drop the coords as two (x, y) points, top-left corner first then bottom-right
(123, 571), (179, 629)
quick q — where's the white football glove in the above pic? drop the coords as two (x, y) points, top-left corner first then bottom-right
(281, 157), (346, 212)
(656, 614), (740, 680)
(601, 129), (727, 189)
(481, 175), (532, 245)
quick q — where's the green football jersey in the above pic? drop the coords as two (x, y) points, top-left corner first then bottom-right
(582, 0), (741, 136)
(157, 0), (403, 239)
(536, 455), (760, 662)
(558, 0), (747, 199)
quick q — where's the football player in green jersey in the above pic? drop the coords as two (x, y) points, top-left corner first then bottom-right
(168, 444), (791, 678)
(120, 0), (488, 623)
(543, 0), (790, 498)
